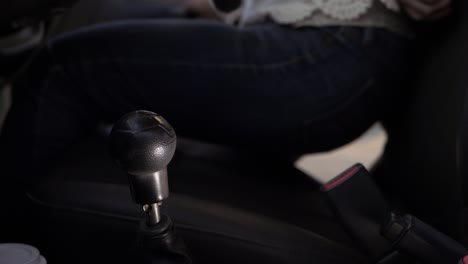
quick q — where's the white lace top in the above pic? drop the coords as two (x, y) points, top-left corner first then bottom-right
(212, 0), (409, 34)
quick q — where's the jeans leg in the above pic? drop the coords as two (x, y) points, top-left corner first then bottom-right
(1, 21), (411, 183)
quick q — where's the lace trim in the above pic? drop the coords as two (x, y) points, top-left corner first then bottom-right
(262, 0), (400, 24)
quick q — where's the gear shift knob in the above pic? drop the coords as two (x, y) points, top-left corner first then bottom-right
(109, 110), (176, 176)
(109, 110), (177, 225)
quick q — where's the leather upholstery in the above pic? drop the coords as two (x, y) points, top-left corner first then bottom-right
(373, 1), (468, 239)
(29, 180), (365, 263)
(26, 136), (364, 263)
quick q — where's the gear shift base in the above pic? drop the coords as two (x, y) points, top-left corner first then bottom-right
(137, 215), (191, 264)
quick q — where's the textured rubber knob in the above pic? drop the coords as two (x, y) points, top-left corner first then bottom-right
(109, 110), (177, 176)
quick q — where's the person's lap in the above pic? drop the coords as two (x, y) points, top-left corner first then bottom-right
(1, 18), (411, 184)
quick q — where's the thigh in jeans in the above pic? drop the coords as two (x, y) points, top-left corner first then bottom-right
(0, 21), (411, 183)
(297, 27), (412, 154)
(1, 21), (313, 181)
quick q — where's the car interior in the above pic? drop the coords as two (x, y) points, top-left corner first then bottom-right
(1, 0), (468, 263)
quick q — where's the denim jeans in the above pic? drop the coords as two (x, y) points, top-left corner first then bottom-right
(0, 20), (412, 184)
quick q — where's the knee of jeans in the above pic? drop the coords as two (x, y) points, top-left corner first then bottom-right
(298, 91), (381, 154)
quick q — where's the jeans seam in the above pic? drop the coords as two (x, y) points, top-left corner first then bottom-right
(302, 77), (375, 125)
(70, 56), (313, 71)
(319, 27), (364, 59)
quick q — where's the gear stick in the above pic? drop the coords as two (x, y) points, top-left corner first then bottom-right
(109, 110), (190, 263)
(109, 110), (176, 225)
